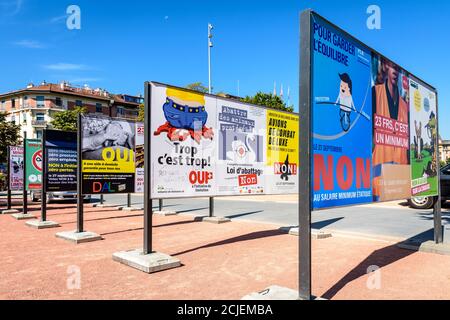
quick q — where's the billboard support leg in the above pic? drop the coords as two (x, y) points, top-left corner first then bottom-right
(100, 194), (104, 205)
(2, 147), (20, 215)
(112, 82), (181, 273)
(159, 199), (163, 212)
(298, 9), (313, 300)
(434, 200), (443, 244)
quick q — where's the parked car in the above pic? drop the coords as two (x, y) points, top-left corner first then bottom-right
(408, 164), (450, 209)
(30, 190), (91, 203)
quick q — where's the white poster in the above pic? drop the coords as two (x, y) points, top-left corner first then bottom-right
(9, 146), (24, 191)
(216, 99), (266, 195)
(150, 83), (216, 198)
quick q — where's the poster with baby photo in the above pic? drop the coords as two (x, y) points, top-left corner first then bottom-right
(150, 82), (216, 198)
(81, 114), (136, 194)
(216, 98), (266, 195)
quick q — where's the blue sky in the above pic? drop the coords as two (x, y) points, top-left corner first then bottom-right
(1, 0), (449, 137)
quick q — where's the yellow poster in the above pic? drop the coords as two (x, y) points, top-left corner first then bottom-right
(266, 111), (298, 194)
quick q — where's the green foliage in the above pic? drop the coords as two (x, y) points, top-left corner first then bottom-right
(186, 82), (209, 93)
(51, 107), (87, 131)
(0, 112), (21, 164)
(137, 103), (144, 122)
(241, 92), (294, 112)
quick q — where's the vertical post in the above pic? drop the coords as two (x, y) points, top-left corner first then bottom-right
(6, 147), (11, 210)
(127, 193), (131, 208)
(77, 113), (84, 233)
(41, 130), (47, 222)
(143, 82), (152, 255)
(100, 194), (104, 205)
(23, 131), (28, 215)
(434, 91), (443, 244)
(299, 9), (313, 300)
(159, 199), (163, 212)
(209, 197), (214, 218)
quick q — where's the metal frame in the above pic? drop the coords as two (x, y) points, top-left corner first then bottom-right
(22, 131), (28, 215)
(299, 9), (313, 301)
(144, 82), (153, 254)
(41, 129), (47, 222)
(77, 113), (84, 233)
(6, 146), (11, 210)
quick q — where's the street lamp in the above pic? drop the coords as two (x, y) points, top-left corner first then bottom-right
(208, 23), (213, 94)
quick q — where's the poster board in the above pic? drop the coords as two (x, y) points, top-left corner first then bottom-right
(9, 146), (24, 191)
(25, 139), (42, 191)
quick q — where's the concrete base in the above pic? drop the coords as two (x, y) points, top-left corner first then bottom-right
(55, 230), (102, 244)
(153, 210), (178, 216)
(1, 209), (20, 214)
(25, 220), (60, 229)
(202, 216), (231, 224)
(118, 206), (143, 212)
(112, 249), (181, 273)
(242, 285), (326, 300)
(398, 240), (450, 256)
(92, 203), (119, 208)
(11, 213), (35, 220)
(284, 227), (332, 240)
(242, 285), (299, 300)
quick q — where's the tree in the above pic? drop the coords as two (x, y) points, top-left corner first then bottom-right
(186, 82), (209, 93)
(0, 112), (21, 164)
(242, 92), (294, 112)
(51, 107), (87, 131)
(137, 104), (144, 122)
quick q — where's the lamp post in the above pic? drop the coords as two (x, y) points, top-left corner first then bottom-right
(208, 23), (213, 94)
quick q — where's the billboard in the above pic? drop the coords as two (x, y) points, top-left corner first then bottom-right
(9, 146), (24, 191)
(81, 115), (136, 194)
(25, 139), (42, 190)
(135, 122), (145, 193)
(44, 130), (77, 192)
(309, 12), (438, 210)
(149, 82), (299, 199)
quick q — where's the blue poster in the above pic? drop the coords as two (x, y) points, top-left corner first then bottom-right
(312, 16), (373, 209)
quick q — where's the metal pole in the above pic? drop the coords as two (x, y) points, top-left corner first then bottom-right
(77, 113), (84, 233)
(41, 129), (47, 222)
(127, 193), (131, 208)
(6, 147), (11, 210)
(299, 10), (313, 300)
(23, 131), (28, 215)
(159, 199), (163, 212)
(207, 23), (215, 221)
(143, 82), (152, 254)
(100, 194), (104, 205)
(434, 91), (443, 243)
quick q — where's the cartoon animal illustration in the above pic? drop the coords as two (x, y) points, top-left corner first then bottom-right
(414, 120), (423, 161)
(226, 135), (256, 163)
(154, 96), (214, 144)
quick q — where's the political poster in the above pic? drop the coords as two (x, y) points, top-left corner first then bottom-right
(311, 15), (373, 209)
(265, 111), (298, 194)
(371, 54), (411, 202)
(9, 146), (23, 191)
(409, 78), (438, 197)
(44, 130), (77, 192)
(81, 115), (136, 194)
(135, 122), (145, 193)
(150, 83), (216, 198)
(216, 99), (266, 195)
(25, 139), (42, 190)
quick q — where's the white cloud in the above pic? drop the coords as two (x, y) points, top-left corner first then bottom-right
(0, 0), (23, 16)
(68, 77), (102, 84)
(14, 39), (45, 49)
(44, 63), (88, 71)
(50, 14), (66, 24)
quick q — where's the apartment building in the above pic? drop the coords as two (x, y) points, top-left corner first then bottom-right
(0, 81), (143, 139)
(439, 138), (450, 163)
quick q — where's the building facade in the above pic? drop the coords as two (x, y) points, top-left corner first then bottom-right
(439, 138), (450, 164)
(0, 82), (143, 139)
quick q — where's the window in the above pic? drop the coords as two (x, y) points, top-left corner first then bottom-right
(36, 113), (45, 121)
(36, 96), (45, 108)
(117, 107), (124, 115)
(76, 100), (83, 107)
(11, 115), (16, 124)
(0, 101), (5, 111)
(11, 99), (15, 108)
(55, 97), (62, 107)
(96, 103), (103, 113)
(36, 130), (43, 139)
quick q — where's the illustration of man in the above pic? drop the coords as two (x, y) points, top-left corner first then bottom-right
(336, 73), (356, 132)
(425, 111), (437, 155)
